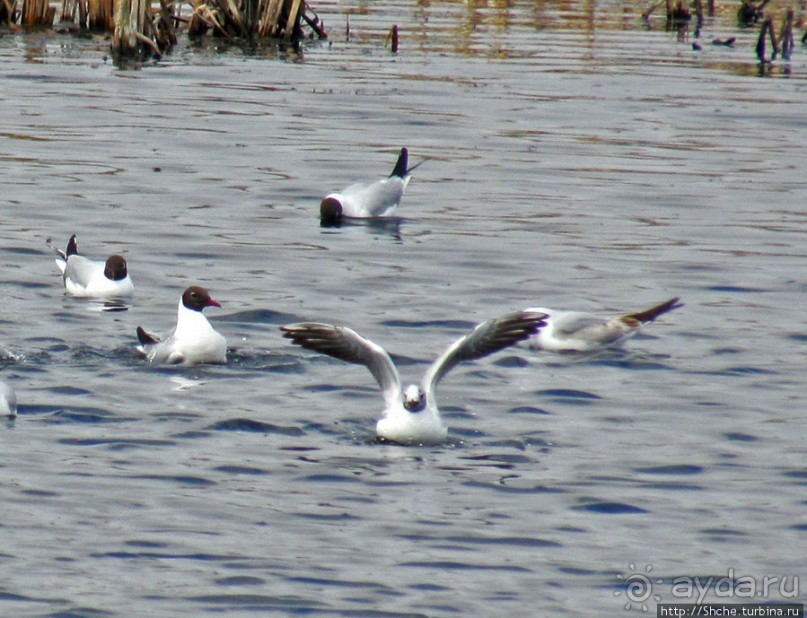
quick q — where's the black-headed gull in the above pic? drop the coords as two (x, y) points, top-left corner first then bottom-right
(281, 310), (547, 445)
(50, 235), (133, 298)
(1, 381), (17, 418)
(136, 286), (227, 365)
(523, 297), (682, 352)
(320, 147), (424, 226)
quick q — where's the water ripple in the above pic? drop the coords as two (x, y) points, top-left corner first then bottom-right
(208, 418), (305, 435)
(573, 501), (648, 514)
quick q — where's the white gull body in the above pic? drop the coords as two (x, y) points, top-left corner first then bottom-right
(320, 147), (423, 225)
(523, 298), (682, 352)
(282, 310), (547, 445)
(51, 235), (133, 298)
(0, 381), (17, 418)
(136, 286), (227, 365)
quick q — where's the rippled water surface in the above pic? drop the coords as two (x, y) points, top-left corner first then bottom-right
(1, 1), (806, 615)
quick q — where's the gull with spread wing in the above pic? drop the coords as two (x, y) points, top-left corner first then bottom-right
(281, 310), (547, 445)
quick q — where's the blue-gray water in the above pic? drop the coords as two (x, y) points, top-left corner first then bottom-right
(1, 1), (805, 616)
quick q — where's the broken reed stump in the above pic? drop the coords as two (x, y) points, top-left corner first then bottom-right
(385, 23), (398, 53)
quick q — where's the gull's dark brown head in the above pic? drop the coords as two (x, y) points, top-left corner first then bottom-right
(182, 286), (221, 312)
(104, 255), (128, 281)
(320, 197), (344, 227)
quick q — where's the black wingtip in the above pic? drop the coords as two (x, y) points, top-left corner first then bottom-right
(627, 297), (683, 324)
(280, 324), (321, 347)
(465, 310), (548, 361)
(136, 326), (159, 345)
(66, 235), (78, 257)
(508, 310), (549, 341)
(390, 147), (409, 178)
(279, 325), (296, 340)
(280, 324), (311, 347)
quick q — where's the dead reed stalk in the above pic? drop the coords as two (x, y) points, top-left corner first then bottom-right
(755, 16), (779, 62)
(89, 0), (114, 29)
(779, 8), (794, 59)
(21, 0), (54, 26)
(1, 0), (16, 25)
(189, 0), (316, 39)
(60, 0), (76, 23)
(6, 0), (323, 59)
(112, 0), (150, 57)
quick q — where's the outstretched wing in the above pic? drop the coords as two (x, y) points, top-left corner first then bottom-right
(281, 323), (402, 407)
(422, 310), (547, 396)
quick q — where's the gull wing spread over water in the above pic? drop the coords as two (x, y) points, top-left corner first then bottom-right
(282, 309), (547, 405)
(422, 310), (548, 395)
(281, 323), (403, 408)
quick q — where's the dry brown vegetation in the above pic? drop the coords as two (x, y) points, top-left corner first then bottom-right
(1, 0), (326, 60)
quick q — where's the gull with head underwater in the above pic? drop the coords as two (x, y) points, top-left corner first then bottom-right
(281, 309), (547, 445)
(319, 147), (425, 226)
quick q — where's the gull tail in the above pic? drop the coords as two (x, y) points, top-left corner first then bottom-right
(47, 235), (78, 274)
(65, 235), (78, 257)
(136, 326), (160, 346)
(47, 234), (78, 260)
(390, 147), (409, 178)
(389, 147), (429, 179)
(623, 297), (683, 325)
